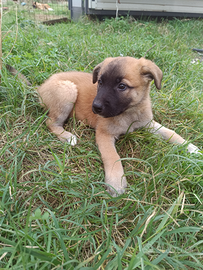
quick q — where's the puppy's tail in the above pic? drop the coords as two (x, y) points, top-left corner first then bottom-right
(6, 64), (32, 86)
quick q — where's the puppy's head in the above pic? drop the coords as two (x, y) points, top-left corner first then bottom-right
(92, 57), (163, 118)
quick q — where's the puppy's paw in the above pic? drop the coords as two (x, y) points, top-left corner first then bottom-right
(58, 132), (77, 146)
(67, 135), (77, 146)
(187, 143), (202, 155)
(106, 176), (127, 197)
(107, 186), (126, 197)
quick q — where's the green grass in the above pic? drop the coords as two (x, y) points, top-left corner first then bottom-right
(1, 9), (203, 269)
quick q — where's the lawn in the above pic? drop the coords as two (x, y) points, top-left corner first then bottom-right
(1, 7), (203, 269)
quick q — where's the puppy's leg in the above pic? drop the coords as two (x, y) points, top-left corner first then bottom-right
(147, 120), (201, 154)
(96, 129), (127, 196)
(46, 106), (77, 146)
(38, 80), (78, 146)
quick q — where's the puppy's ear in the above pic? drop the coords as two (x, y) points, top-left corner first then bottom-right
(92, 63), (102, 84)
(140, 59), (163, 90)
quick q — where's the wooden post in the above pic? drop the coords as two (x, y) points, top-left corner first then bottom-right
(0, 0), (2, 83)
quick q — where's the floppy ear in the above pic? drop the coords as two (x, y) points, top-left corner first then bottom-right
(92, 63), (102, 84)
(140, 59), (163, 90)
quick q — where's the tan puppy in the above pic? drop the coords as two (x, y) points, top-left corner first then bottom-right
(37, 57), (200, 196)
(32, 2), (53, 10)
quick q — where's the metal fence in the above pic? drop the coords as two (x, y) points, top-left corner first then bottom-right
(3, 0), (70, 24)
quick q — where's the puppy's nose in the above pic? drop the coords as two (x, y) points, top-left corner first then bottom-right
(92, 101), (103, 114)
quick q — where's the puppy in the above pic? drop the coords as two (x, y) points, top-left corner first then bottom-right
(36, 57), (200, 196)
(32, 2), (53, 10)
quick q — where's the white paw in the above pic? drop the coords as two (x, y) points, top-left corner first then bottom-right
(58, 132), (77, 146)
(187, 143), (202, 155)
(67, 135), (77, 146)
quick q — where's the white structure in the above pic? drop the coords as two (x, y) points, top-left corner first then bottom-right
(69, 0), (203, 19)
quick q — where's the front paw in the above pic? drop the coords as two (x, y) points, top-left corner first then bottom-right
(105, 176), (127, 197)
(187, 143), (202, 155)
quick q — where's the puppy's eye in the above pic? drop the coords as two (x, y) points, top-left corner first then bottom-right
(98, 79), (102, 86)
(118, 83), (127, 91)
